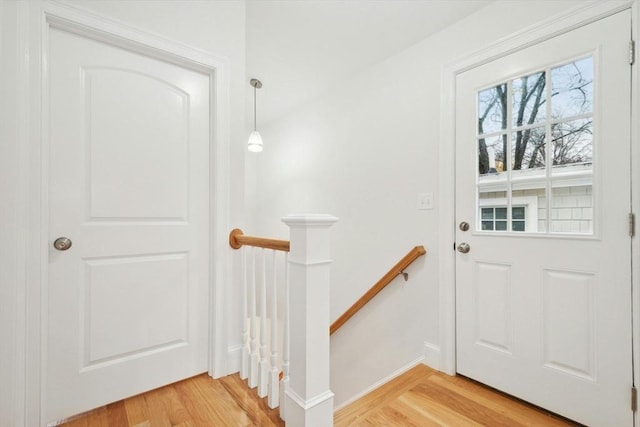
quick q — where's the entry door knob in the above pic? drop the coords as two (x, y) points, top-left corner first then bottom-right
(53, 237), (72, 251)
(457, 242), (470, 253)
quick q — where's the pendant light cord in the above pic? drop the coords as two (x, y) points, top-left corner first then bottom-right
(253, 85), (257, 131)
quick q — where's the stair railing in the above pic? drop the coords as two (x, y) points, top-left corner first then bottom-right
(229, 228), (289, 409)
(330, 246), (427, 335)
(229, 214), (338, 426)
(229, 218), (425, 426)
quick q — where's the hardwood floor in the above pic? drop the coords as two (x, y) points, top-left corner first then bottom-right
(54, 373), (283, 427)
(335, 364), (578, 426)
(57, 365), (578, 426)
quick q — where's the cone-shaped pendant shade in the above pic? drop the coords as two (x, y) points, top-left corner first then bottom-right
(247, 130), (263, 152)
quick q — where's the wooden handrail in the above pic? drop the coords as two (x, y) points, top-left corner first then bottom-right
(330, 245), (426, 335)
(229, 228), (290, 252)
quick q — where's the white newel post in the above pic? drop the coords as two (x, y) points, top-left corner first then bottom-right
(282, 214), (338, 427)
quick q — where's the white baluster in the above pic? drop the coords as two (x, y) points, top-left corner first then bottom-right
(268, 250), (279, 408)
(258, 249), (269, 397)
(240, 247), (249, 380)
(249, 247), (259, 388)
(279, 252), (290, 421)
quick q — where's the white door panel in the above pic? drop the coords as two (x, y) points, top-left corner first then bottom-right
(47, 28), (210, 422)
(456, 11), (632, 426)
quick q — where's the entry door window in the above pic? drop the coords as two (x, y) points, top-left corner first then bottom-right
(477, 56), (594, 234)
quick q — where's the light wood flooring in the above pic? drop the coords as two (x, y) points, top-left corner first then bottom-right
(54, 373), (283, 427)
(57, 365), (578, 426)
(335, 364), (578, 426)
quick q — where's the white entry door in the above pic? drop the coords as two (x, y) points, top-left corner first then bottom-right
(455, 11), (632, 426)
(47, 27), (211, 423)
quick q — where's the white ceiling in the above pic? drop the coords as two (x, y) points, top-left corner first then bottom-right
(246, 0), (491, 126)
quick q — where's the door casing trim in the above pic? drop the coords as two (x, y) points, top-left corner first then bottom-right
(19, 1), (232, 424)
(438, 0), (636, 416)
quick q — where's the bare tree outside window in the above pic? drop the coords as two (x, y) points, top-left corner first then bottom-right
(477, 57), (593, 175)
(476, 56), (594, 235)
(478, 84), (506, 174)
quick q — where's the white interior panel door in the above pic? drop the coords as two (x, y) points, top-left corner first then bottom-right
(455, 11), (632, 426)
(47, 27), (211, 423)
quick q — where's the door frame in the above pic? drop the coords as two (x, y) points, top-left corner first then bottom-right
(17, 2), (232, 425)
(438, 0), (638, 419)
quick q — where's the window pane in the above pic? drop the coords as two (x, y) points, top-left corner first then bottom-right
(550, 184), (593, 234)
(482, 221), (494, 230)
(512, 206), (525, 219)
(476, 56), (595, 237)
(516, 187), (547, 233)
(511, 127), (546, 172)
(478, 84), (507, 135)
(512, 71), (546, 127)
(481, 208), (494, 220)
(552, 119), (593, 168)
(551, 57), (593, 119)
(479, 134), (507, 175)
(512, 221), (525, 232)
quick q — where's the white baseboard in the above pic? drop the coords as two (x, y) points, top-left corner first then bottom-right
(423, 341), (442, 371)
(333, 355), (425, 411)
(226, 344), (242, 375)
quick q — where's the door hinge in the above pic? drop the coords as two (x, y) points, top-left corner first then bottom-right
(630, 40), (636, 65)
(632, 386), (637, 412)
(629, 213), (635, 237)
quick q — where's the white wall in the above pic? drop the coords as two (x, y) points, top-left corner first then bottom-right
(255, 0), (582, 407)
(0, 1), (247, 424)
(0, 2), (23, 424)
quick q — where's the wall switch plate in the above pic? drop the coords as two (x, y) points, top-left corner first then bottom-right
(418, 192), (434, 210)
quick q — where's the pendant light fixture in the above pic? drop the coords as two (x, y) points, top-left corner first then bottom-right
(248, 78), (263, 152)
